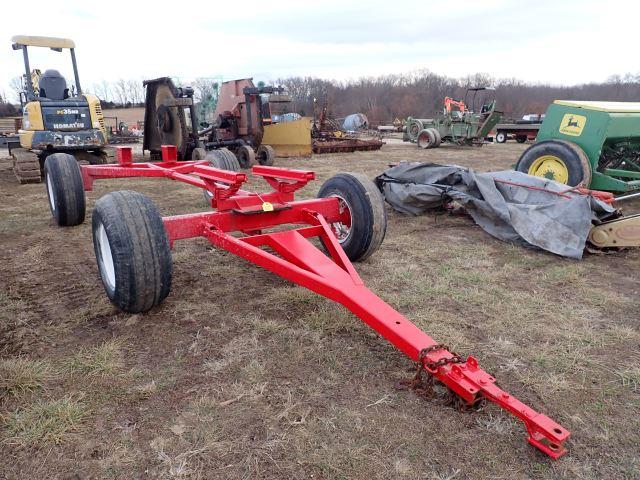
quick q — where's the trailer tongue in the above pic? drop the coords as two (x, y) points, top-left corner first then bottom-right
(44, 146), (570, 459)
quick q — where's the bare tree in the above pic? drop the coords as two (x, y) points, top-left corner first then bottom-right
(127, 79), (144, 105)
(113, 79), (129, 105)
(9, 76), (24, 103)
(192, 78), (219, 104)
(91, 80), (112, 102)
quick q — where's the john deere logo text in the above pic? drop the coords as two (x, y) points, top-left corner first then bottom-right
(559, 113), (586, 136)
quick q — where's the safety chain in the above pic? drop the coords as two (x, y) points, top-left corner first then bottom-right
(396, 344), (467, 400)
(418, 343), (466, 372)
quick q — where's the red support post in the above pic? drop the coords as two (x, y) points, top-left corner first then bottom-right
(161, 144), (178, 164)
(116, 146), (133, 166)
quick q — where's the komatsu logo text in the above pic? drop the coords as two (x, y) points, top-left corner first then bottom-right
(53, 122), (85, 129)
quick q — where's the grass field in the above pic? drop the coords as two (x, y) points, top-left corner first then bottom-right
(0, 142), (639, 479)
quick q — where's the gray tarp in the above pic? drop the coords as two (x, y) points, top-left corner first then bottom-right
(376, 163), (617, 259)
(342, 113), (369, 131)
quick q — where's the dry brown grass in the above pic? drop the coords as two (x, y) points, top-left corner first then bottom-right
(64, 338), (126, 377)
(0, 358), (55, 399)
(3, 394), (88, 446)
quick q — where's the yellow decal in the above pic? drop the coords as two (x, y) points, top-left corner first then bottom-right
(559, 113), (586, 136)
(262, 202), (274, 212)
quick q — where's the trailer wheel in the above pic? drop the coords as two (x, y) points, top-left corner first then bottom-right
(407, 119), (424, 142)
(256, 145), (276, 166)
(516, 136), (527, 143)
(236, 145), (256, 168)
(495, 131), (507, 143)
(516, 139), (592, 186)
(206, 148), (241, 171)
(417, 129), (437, 149)
(191, 147), (207, 160)
(318, 173), (387, 262)
(430, 128), (442, 147)
(202, 149), (241, 204)
(43, 153), (86, 226)
(92, 191), (172, 313)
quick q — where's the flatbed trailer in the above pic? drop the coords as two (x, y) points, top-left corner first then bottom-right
(495, 122), (541, 143)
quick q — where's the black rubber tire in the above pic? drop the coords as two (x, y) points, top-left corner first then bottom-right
(256, 145), (276, 166)
(516, 136), (527, 143)
(218, 148), (241, 170)
(318, 173), (387, 262)
(429, 128), (441, 147)
(205, 149), (240, 172)
(202, 149), (241, 205)
(495, 131), (507, 143)
(43, 153), (86, 226)
(515, 139), (592, 187)
(417, 128), (437, 149)
(92, 191), (173, 313)
(191, 147), (207, 160)
(407, 119), (424, 142)
(236, 145), (256, 168)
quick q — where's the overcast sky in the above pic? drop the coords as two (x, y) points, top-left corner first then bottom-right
(1, 0), (638, 101)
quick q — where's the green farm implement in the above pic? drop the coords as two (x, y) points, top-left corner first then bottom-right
(404, 87), (502, 148)
(516, 101), (640, 192)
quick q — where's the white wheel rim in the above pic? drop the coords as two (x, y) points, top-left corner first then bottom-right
(97, 223), (116, 290)
(330, 194), (352, 243)
(46, 173), (56, 212)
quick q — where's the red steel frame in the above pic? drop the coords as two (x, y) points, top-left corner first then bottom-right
(80, 146), (570, 459)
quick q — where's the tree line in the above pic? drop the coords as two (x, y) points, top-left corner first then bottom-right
(277, 70), (640, 123)
(3, 70), (640, 122)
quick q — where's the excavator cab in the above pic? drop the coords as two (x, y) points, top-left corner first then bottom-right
(463, 87), (502, 139)
(9, 35), (108, 183)
(464, 87), (497, 116)
(38, 69), (69, 100)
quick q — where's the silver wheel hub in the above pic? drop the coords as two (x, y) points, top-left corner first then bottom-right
(97, 223), (116, 290)
(330, 194), (352, 243)
(46, 173), (56, 212)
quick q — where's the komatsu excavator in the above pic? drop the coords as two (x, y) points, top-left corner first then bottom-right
(9, 35), (108, 183)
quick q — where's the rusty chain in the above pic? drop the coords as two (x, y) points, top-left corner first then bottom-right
(396, 343), (467, 400)
(418, 343), (466, 372)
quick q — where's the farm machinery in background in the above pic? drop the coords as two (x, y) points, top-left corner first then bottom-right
(143, 77), (279, 167)
(309, 98), (384, 154)
(7, 35), (109, 183)
(104, 116), (142, 144)
(494, 114), (544, 144)
(143, 77), (384, 163)
(516, 100), (640, 193)
(404, 87), (502, 149)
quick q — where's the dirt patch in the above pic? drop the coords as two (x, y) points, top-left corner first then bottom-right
(0, 142), (639, 479)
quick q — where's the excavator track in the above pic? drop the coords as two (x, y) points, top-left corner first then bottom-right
(11, 148), (42, 184)
(74, 150), (110, 165)
(11, 149), (111, 184)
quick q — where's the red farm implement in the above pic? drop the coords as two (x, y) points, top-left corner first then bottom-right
(42, 146), (570, 459)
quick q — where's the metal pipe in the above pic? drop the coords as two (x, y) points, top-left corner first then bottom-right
(203, 139), (245, 149)
(614, 191), (640, 203)
(198, 125), (214, 136)
(22, 46), (35, 100)
(187, 96), (202, 148)
(70, 48), (82, 95)
(244, 92), (253, 143)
